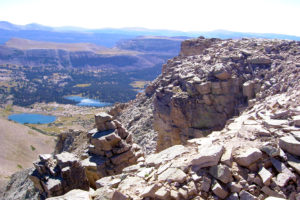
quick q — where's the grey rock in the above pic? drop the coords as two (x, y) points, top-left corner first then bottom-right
(30, 152), (89, 198)
(243, 80), (255, 99)
(146, 145), (188, 167)
(264, 197), (286, 200)
(270, 158), (296, 180)
(227, 193), (239, 200)
(247, 55), (272, 65)
(260, 145), (280, 157)
(234, 148), (262, 167)
(229, 182), (242, 193)
(199, 175), (211, 192)
(55, 152), (78, 168)
(95, 112), (114, 132)
(213, 63), (231, 80)
(261, 186), (286, 198)
(239, 190), (258, 200)
(221, 147), (233, 167)
(276, 172), (295, 187)
(258, 167), (272, 186)
(287, 153), (300, 175)
(158, 168), (187, 183)
(154, 187), (170, 199)
(141, 184), (159, 198)
(279, 136), (300, 156)
(195, 82), (211, 94)
(46, 189), (90, 200)
(291, 131), (300, 141)
(93, 187), (114, 200)
(191, 145), (224, 168)
(112, 191), (129, 200)
(212, 181), (228, 199)
(293, 115), (300, 127)
(1, 168), (38, 200)
(209, 164), (233, 184)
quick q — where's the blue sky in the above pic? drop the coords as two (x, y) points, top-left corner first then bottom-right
(0, 0), (299, 36)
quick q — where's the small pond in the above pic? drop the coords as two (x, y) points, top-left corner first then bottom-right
(64, 96), (112, 107)
(8, 113), (56, 124)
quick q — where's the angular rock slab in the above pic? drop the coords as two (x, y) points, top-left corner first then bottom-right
(212, 181), (228, 199)
(146, 145), (188, 167)
(287, 153), (300, 175)
(190, 145), (224, 168)
(45, 189), (90, 200)
(209, 164), (233, 184)
(258, 167), (272, 186)
(234, 148), (262, 167)
(279, 136), (300, 156)
(239, 190), (258, 200)
(157, 168), (187, 183)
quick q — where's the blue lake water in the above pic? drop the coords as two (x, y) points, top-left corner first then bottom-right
(8, 113), (56, 124)
(64, 96), (112, 107)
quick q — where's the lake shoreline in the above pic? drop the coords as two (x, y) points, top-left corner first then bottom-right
(8, 113), (56, 124)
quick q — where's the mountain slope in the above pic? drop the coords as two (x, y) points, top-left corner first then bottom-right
(113, 37), (300, 153)
(17, 37), (300, 200)
(2, 37), (300, 200)
(0, 118), (55, 192)
(0, 37), (182, 69)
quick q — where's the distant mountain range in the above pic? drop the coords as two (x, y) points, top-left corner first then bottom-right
(0, 37), (183, 69)
(0, 21), (299, 48)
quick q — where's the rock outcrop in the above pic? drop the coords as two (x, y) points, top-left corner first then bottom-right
(111, 38), (299, 154)
(146, 37), (300, 151)
(28, 112), (143, 198)
(82, 112), (143, 188)
(29, 152), (90, 199)
(54, 129), (89, 156)
(0, 168), (39, 200)
(14, 37), (300, 200)
(58, 84), (300, 200)
(109, 95), (158, 155)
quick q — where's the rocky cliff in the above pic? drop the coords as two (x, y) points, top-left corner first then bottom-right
(145, 37), (300, 151)
(2, 37), (300, 200)
(83, 87), (300, 200)
(110, 37), (299, 153)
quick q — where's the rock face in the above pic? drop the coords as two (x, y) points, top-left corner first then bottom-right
(29, 152), (89, 199)
(24, 37), (300, 200)
(82, 112), (143, 188)
(110, 38), (299, 153)
(81, 83), (298, 200)
(28, 112), (143, 198)
(144, 37), (300, 151)
(0, 168), (38, 200)
(109, 95), (158, 155)
(18, 38), (300, 200)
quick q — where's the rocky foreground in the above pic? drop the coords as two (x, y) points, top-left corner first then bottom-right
(1, 37), (300, 200)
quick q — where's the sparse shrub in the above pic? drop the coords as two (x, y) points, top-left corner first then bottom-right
(30, 145), (36, 151)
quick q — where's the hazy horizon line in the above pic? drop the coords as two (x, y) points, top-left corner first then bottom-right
(1, 20), (300, 38)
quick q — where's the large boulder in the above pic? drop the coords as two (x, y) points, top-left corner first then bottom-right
(30, 152), (89, 198)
